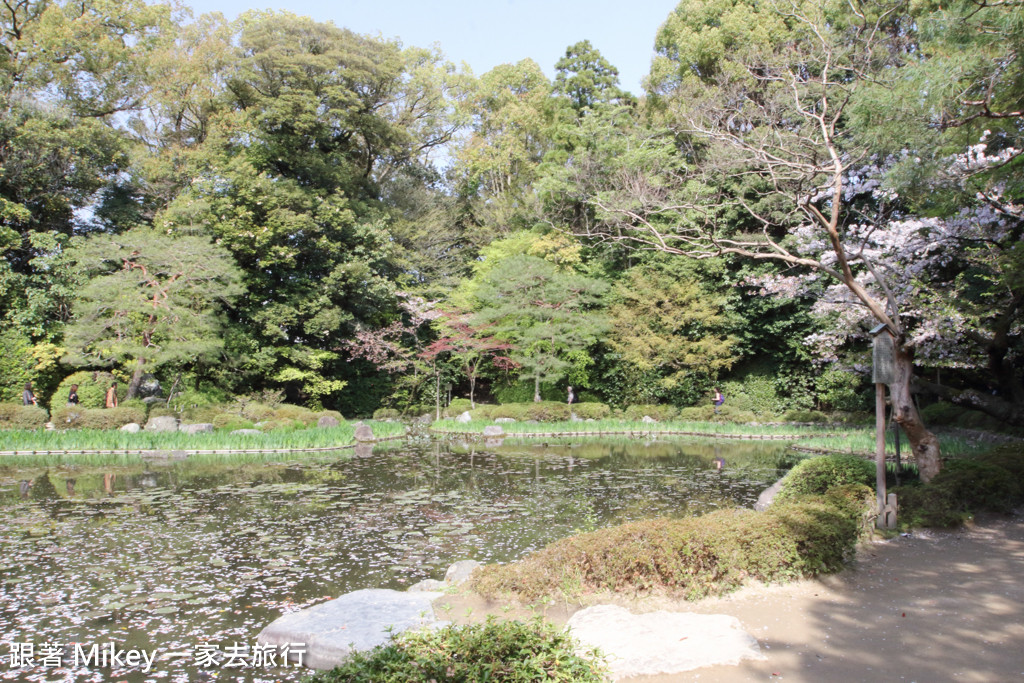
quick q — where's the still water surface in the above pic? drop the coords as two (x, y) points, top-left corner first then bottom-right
(0, 437), (795, 682)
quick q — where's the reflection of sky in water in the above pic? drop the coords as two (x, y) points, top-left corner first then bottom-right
(0, 439), (793, 682)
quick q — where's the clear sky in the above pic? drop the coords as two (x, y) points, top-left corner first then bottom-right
(179, 0), (679, 95)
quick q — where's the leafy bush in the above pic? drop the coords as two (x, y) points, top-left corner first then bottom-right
(50, 371), (118, 412)
(308, 617), (607, 683)
(492, 380), (563, 404)
(976, 445), (1024, 484)
(240, 402), (276, 422)
(918, 401), (967, 425)
(51, 406), (145, 430)
(781, 409), (829, 423)
(716, 405), (758, 423)
(623, 404), (679, 421)
(815, 367), (867, 412)
(316, 409), (344, 423)
(0, 403), (49, 430)
(273, 403), (317, 425)
(473, 498), (862, 602)
(895, 459), (1022, 528)
(445, 398), (473, 417)
(721, 369), (815, 416)
(824, 484), (877, 539)
(678, 405), (715, 421)
(474, 402), (571, 421)
(774, 455), (875, 503)
(372, 407), (401, 420)
(212, 413), (255, 430)
(572, 402), (611, 419)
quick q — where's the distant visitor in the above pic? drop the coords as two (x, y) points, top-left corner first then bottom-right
(567, 385), (575, 405)
(67, 384), (80, 406)
(22, 382), (37, 406)
(105, 382), (118, 408)
(713, 388), (724, 414)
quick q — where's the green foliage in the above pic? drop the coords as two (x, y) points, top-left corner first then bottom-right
(622, 404), (679, 421)
(678, 405), (715, 421)
(774, 455), (875, 504)
(308, 617), (607, 683)
(0, 330), (62, 405)
(721, 370), (813, 416)
(445, 398), (473, 417)
(51, 406), (145, 430)
(492, 379), (563, 404)
(781, 410), (829, 423)
(0, 403), (49, 430)
(896, 458), (1023, 528)
(571, 402), (611, 420)
(919, 401), (967, 425)
(474, 401), (571, 422)
(211, 413), (255, 431)
(473, 497), (863, 602)
(50, 371), (118, 411)
(815, 367), (867, 412)
(372, 407), (401, 420)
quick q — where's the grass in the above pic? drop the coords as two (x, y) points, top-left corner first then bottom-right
(432, 418), (838, 438)
(796, 429), (989, 458)
(0, 420), (406, 455)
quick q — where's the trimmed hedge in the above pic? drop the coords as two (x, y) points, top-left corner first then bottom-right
(472, 494), (869, 602)
(571, 402), (612, 420)
(895, 456), (1023, 528)
(51, 406), (146, 430)
(445, 398), (473, 417)
(774, 455), (875, 504)
(50, 371), (119, 412)
(0, 403), (49, 430)
(308, 617), (607, 683)
(372, 407), (401, 420)
(622, 404), (679, 421)
(781, 409), (828, 423)
(474, 401), (571, 422)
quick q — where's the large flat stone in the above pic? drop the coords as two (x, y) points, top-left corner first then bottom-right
(257, 588), (447, 670)
(566, 605), (762, 680)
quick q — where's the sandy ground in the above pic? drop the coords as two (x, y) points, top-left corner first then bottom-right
(434, 513), (1024, 682)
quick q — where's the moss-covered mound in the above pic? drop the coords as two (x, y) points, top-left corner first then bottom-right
(472, 489), (872, 603)
(774, 454), (875, 503)
(308, 617), (607, 682)
(895, 446), (1024, 528)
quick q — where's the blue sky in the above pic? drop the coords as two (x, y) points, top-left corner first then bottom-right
(180, 0), (679, 95)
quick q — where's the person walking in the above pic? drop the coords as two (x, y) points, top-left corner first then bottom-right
(105, 382), (118, 408)
(712, 387), (724, 414)
(22, 382), (37, 406)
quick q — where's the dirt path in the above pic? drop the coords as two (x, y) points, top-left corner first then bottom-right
(436, 514), (1024, 682)
(652, 514), (1024, 682)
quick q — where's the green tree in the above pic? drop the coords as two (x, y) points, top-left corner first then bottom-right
(553, 40), (629, 113)
(63, 227), (242, 398)
(473, 254), (607, 402)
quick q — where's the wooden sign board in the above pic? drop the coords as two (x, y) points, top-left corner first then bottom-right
(872, 331), (895, 385)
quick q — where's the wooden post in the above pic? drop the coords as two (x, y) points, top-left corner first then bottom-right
(876, 382), (887, 529)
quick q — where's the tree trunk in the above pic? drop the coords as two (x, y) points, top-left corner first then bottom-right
(435, 366), (441, 421)
(127, 358), (146, 399)
(890, 343), (941, 482)
(534, 375), (541, 403)
(469, 375), (476, 409)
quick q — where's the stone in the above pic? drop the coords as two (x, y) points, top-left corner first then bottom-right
(145, 415), (179, 432)
(138, 374), (162, 399)
(231, 429), (263, 436)
(180, 423), (214, 435)
(565, 605), (762, 679)
(142, 396), (165, 405)
(415, 413), (433, 424)
(354, 423), (374, 442)
(455, 411), (472, 423)
(484, 438), (504, 448)
(494, 417), (516, 423)
(120, 423), (141, 433)
(754, 478), (786, 511)
(317, 415), (340, 428)
(641, 415), (657, 423)
(257, 588), (447, 670)
(444, 560), (482, 585)
(407, 579), (446, 593)
(482, 425), (504, 437)
(44, 422), (55, 431)
(143, 450), (189, 461)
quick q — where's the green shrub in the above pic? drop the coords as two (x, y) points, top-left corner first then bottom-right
(824, 483), (877, 539)
(919, 401), (967, 425)
(50, 371), (118, 412)
(896, 458), (1021, 529)
(678, 405), (715, 421)
(474, 402), (571, 422)
(212, 413), (255, 430)
(372, 407), (401, 420)
(51, 406), (145, 430)
(781, 409), (829, 423)
(316, 409), (344, 423)
(774, 455), (875, 503)
(308, 617), (607, 683)
(473, 499), (860, 602)
(0, 403), (49, 429)
(976, 445), (1024, 484)
(148, 405), (177, 419)
(572, 402), (611, 419)
(716, 405), (759, 423)
(445, 398), (473, 417)
(623, 404), (679, 421)
(492, 380), (563, 404)
(240, 402), (276, 422)
(274, 403), (317, 425)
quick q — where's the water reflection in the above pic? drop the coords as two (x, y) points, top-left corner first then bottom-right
(0, 438), (794, 683)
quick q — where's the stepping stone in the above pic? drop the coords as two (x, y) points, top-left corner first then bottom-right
(566, 605), (762, 679)
(257, 588), (447, 669)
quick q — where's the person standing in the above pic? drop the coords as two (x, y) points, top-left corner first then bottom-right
(22, 382), (37, 405)
(712, 388), (724, 414)
(567, 385), (575, 406)
(67, 384), (80, 406)
(105, 382), (118, 408)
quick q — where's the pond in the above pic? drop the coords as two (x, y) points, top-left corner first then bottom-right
(0, 437), (797, 682)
